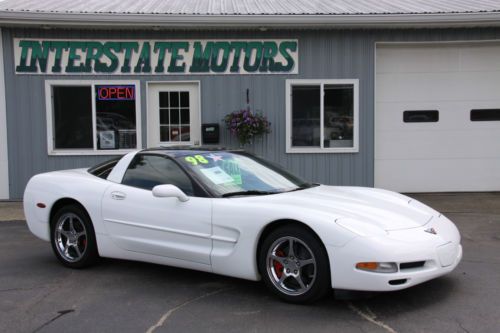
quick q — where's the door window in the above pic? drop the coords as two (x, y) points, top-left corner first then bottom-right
(122, 154), (194, 195)
(159, 91), (191, 143)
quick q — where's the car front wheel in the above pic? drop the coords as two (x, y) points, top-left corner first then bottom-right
(50, 204), (99, 268)
(258, 225), (331, 303)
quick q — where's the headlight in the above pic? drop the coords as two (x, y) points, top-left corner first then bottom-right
(356, 262), (398, 273)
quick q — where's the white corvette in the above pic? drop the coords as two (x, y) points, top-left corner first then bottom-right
(24, 148), (462, 303)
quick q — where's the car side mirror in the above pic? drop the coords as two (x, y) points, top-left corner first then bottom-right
(152, 184), (189, 202)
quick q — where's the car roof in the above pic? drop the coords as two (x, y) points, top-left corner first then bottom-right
(140, 146), (243, 158)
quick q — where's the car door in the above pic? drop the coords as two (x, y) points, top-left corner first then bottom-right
(101, 153), (212, 265)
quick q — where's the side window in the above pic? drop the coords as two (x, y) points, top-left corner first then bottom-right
(122, 155), (194, 195)
(88, 157), (121, 179)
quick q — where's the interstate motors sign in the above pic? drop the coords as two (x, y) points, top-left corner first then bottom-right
(14, 38), (299, 75)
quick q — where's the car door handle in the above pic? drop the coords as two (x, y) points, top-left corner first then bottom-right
(111, 191), (126, 200)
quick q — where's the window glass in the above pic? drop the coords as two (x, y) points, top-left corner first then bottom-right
(289, 82), (357, 151)
(403, 110), (439, 123)
(53, 86), (93, 149)
(291, 85), (320, 147)
(159, 91), (191, 142)
(88, 157), (121, 179)
(51, 83), (139, 153)
(470, 109), (500, 121)
(324, 84), (354, 148)
(95, 85), (137, 150)
(176, 152), (310, 196)
(122, 155), (194, 195)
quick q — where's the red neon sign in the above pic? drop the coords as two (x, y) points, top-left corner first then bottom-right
(97, 85), (135, 101)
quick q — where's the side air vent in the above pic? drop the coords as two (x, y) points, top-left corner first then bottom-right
(400, 261), (426, 270)
(389, 279), (407, 286)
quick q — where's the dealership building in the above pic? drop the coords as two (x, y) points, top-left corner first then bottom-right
(1, 0), (500, 200)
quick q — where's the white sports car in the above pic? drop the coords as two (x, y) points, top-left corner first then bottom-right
(24, 148), (462, 303)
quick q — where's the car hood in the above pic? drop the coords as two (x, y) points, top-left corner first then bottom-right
(260, 185), (434, 231)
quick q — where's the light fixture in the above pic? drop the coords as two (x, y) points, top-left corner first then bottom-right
(356, 262), (398, 273)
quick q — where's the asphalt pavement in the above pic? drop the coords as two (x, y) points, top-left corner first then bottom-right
(0, 193), (499, 333)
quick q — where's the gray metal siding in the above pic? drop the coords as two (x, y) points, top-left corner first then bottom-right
(4, 27), (500, 199)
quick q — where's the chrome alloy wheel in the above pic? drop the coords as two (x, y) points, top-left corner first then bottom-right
(266, 236), (317, 296)
(54, 213), (88, 262)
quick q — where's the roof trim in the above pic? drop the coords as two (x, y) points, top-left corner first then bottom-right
(2, 12), (500, 29)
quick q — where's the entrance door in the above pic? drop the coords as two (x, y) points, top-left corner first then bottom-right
(147, 82), (200, 147)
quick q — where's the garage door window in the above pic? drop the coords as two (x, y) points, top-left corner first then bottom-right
(286, 79), (359, 153)
(403, 110), (439, 123)
(470, 109), (500, 121)
(46, 80), (141, 155)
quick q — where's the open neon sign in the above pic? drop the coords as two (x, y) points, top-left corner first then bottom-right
(97, 85), (135, 101)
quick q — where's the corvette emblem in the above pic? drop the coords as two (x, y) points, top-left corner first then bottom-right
(424, 228), (437, 235)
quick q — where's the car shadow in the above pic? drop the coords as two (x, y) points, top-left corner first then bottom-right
(97, 256), (457, 312)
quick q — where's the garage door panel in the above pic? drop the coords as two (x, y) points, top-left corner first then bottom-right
(376, 46), (460, 74)
(377, 72), (500, 102)
(376, 129), (500, 160)
(375, 159), (500, 192)
(377, 44), (500, 74)
(376, 101), (500, 131)
(459, 44), (500, 71)
(375, 43), (500, 192)
(376, 102), (449, 131)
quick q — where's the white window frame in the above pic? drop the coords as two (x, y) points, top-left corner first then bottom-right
(0, 29), (9, 199)
(45, 79), (142, 156)
(286, 79), (359, 154)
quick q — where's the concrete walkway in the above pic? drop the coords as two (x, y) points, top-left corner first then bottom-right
(0, 201), (24, 221)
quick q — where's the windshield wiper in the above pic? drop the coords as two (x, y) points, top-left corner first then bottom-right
(222, 190), (280, 198)
(284, 183), (318, 193)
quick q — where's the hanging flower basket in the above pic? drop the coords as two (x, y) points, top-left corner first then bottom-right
(224, 109), (271, 146)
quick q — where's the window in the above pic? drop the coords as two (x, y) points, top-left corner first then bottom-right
(159, 91), (191, 142)
(122, 154), (194, 195)
(403, 110), (439, 123)
(470, 109), (500, 121)
(88, 157), (121, 179)
(46, 80), (141, 155)
(286, 79), (359, 153)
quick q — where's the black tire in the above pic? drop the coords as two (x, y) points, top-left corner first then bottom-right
(50, 204), (99, 268)
(258, 224), (331, 303)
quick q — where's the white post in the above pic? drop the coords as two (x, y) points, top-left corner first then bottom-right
(0, 29), (10, 199)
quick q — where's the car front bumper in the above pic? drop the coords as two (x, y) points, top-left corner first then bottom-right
(326, 221), (463, 292)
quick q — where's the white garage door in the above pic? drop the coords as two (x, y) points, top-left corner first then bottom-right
(375, 43), (500, 192)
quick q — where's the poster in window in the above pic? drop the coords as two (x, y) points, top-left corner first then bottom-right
(99, 131), (116, 149)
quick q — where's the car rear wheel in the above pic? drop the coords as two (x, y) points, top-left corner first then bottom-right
(258, 225), (331, 303)
(50, 204), (99, 268)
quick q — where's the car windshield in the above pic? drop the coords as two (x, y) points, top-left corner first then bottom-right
(175, 152), (312, 197)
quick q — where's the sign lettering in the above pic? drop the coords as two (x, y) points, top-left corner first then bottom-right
(14, 39), (299, 75)
(97, 85), (135, 100)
